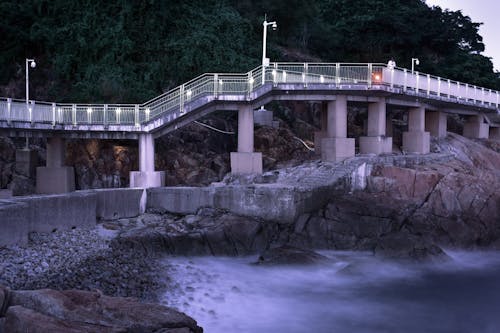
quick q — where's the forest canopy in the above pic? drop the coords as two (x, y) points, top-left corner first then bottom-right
(0, 0), (498, 103)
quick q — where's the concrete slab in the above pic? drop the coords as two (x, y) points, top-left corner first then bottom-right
(130, 171), (165, 188)
(0, 200), (30, 246)
(36, 166), (75, 194)
(147, 187), (215, 215)
(403, 131), (430, 154)
(89, 188), (145, 220)
(463, 122), (489, 139)
(359, 136), (393, 154)
(230, 152), (263, 174)
(321, 137), (355, 162)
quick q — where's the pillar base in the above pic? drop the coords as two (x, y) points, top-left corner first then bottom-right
(314, 131), (327, 156)
(230, 152), (262, 174)
(321, 138), (355, 162)
(359, 136), (393, 154)
(130, 171), (166, 188)
(254, 110), (274, 127)
(16, 149), (38, 178)
(490, 127), (500, 141)
(463, 122), (489, 139)
(36, 166), (75, 194)
(426, 112), (447, 138)
(402, 131), (430, 154)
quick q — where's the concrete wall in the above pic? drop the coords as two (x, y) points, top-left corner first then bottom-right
(88, 188), (145, 220)
(0, 188), (148, 247)
(147, 184), (335, 223)
(0, 200), (30, 246)
(15, 192), (97, 234)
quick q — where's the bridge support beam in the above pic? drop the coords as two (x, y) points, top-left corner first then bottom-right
(463, 114), (489, 139)
(359, 98), (392, 154)
(403, 106), (430, 154)
(231, 105), (262, 174)
(425, 111), (447, 138)
(36, 136), (75, 194)
(320, 96), (355, 162)
(130, 133), (165, 188)
(489, 127), (500, 141)
(314, 102), (328, 156)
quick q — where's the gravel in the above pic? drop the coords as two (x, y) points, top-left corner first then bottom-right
(0, 222), (169, 301)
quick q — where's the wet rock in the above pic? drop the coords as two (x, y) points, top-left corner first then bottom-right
(2, 289), (202, 332)
(255, 245), (328, 265)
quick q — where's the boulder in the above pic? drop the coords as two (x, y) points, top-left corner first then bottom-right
(254, 245), (328, 265)
(1, 288), (202, 333)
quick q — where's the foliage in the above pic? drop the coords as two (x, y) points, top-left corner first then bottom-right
(0, 0), (498, 103)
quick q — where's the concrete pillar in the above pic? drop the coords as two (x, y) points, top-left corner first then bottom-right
(254, 108), (274, 127)
(36, 136), (75, 194)
(402, 106), (430, 154)
(314, 102), (328, 155)
(231, 105), (262, 174)
(130, 133), (165, 188)
(15, 149), (38, 178)
(463, 114), (489, 139)
(490, 127), (500, 141)
(426, 111), (447, 138)
(359, 98), (393, 154)
(320, 96), (355, 162)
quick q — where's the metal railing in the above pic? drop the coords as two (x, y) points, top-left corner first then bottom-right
(1, 63), (498, 130)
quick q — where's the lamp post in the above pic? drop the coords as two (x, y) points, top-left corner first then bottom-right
(411, 58), (419, 74)
(262, 18), (277, 84)
(25, 58), (36, 148)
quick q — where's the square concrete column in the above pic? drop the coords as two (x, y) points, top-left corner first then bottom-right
(463, 114), (489, 139)
(359, 98), (392, 154)
(130, 133), (165, 188)
(36, 136), (76, 194)
(403, 106), (430, 154)
(314, 102), (328, 156)
(15, 149), (38, 178)
(490, 127), (500, 141)
(231, 105), (262, 174)
(425, 111), (447, 138)
(320, 96), (355, 162)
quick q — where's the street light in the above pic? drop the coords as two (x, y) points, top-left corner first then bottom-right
(262, 17), (277, 84)
(411, 58), (419, 73)
(26, 58), (36, 109)
(25, 58), (36, 148)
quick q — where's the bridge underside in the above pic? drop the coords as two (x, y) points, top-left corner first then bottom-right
(1, 83), (499, 194)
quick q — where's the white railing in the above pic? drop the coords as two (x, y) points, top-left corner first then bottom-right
(0, 63), (498, 130)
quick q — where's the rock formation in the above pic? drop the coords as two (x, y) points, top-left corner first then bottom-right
(0, 286), (202, 333)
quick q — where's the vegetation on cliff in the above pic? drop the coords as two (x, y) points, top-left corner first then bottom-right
(1, 0), (499, 103)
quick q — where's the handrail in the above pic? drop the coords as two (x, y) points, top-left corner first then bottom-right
(1, 62), (499, 130)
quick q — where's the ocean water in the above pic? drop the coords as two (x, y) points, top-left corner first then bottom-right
(161, 251), (500, 333)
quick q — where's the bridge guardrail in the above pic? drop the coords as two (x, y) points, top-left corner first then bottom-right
(1, 63), (499, 130)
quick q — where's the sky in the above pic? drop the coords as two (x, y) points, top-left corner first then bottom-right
(425, 0), (500, 71)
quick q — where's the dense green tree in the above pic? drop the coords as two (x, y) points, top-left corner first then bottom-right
(0, 0), (498, 102)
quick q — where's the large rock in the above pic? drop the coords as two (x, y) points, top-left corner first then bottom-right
(1, 288), (202, 333)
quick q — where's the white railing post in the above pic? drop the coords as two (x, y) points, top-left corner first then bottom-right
(214, 74), (218, 99)
(72, 104), (77, 125)
(335, 63), (340, 87)
(247, 72), (253, 99)
(416, 72), (419, 94)
(465, 84), (469, 102)
(29, 101), (35, 123)
(427, 74), (430, 96)
(447, 79), (451, 98)
(474, 86), (477, 103)
(481, 88), (485, 105)
(7, 98), (11, 124)
(117, 107), (121, 124)
(303, 63), (308, 87)
(403, 69), (407, 92)
(134, 104), (140, 126)
(52, 103), (56, 126)
(104, 104), (108, 125)
(438, 78), (441, 97)
(367, 63), (372, 87)
(390, 67), (394, 88)
(180, 84), (185, 114)
(497, 91), (499, 108)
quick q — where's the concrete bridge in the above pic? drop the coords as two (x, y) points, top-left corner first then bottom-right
(1, 62), (499, 194)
